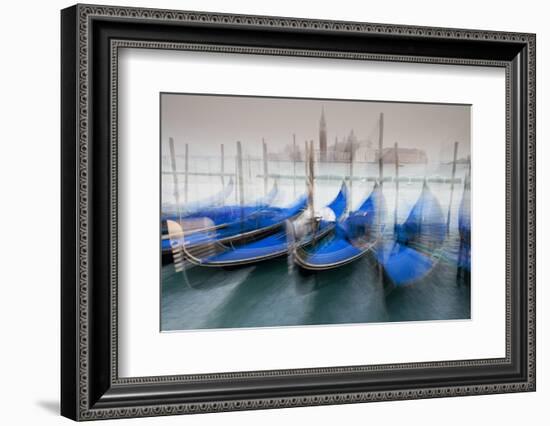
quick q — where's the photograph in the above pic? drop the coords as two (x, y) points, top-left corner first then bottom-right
(160, 94), (472, 331)
(56, 2), (536, 421)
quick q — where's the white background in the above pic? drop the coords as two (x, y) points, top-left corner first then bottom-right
(119, 49), (505, 377)
(0, 0), (547, 425)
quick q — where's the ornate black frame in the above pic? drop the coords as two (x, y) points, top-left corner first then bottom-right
(61, 4), (536, 421)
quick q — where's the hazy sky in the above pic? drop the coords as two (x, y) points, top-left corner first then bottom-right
(161, 93), (471, 163)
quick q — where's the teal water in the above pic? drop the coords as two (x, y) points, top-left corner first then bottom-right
(160, 234), (470, 331)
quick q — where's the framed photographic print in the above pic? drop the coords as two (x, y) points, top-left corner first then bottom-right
(61, 4), (536, 421)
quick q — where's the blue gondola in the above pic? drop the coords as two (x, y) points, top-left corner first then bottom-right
(292, 182), (385, 270)
(174, 183), (348, 267)
(162, 181), (277, 233)
(161, 182), (280, 257)
(375, 181), (446, 287)
(163, 189), (306, 253)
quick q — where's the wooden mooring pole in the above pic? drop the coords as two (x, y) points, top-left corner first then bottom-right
(303, 141), (309, 195)
(262, 138), (268, 196)
(447, 141), (459, 232)
(220, 143), (225, 188)
(168, 137), (180, 215)
(394, 142), (399, 229)
(349, 141), (354, 211)
(308, 140), (315, 217)
(378, 112), (384, 185)
(184, 143), (189, 204)
(293, 134), (297, 198)
(234, 154), (238, 203)
(236, 141), (244, 207)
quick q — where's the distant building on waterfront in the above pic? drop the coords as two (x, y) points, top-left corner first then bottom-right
(376, 147), (428, 164)
(326, 130), (355, 162)
(354, 139), (376, 163)
(267, 109), (388, 164)
(322, 129), (377, 163)
(318, 108), (379, 163)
